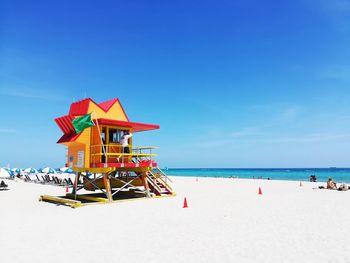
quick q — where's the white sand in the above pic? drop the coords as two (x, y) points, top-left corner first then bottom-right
(1, 177), (349, 263)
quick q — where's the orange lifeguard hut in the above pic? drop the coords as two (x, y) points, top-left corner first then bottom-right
(40, 98), (173, 208)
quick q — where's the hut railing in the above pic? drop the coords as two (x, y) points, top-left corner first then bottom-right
(90, 144), (157, 165)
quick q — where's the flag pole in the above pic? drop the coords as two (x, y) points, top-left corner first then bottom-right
(93, 111), (107, 167)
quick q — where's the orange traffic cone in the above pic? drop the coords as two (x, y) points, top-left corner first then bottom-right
(65, 186), (69, 193)
(258, 187), (263, 195)
(183, 197), (188, 208)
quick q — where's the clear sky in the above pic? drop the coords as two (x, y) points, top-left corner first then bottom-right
(1, 0), (350, 168)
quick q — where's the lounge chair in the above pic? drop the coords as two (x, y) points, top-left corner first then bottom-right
(68, 178), (74, 186)
(52, 176), (59, 185)
(24, 174), (32, 182)
(36, 175), (44, 184)
(41, 175), (47, 182)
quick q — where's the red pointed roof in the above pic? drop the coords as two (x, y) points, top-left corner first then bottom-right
(98, 98), (129, 121)
(68, 98), (129, 121)
(99, 98), (118, 112)
(55, 97), (158, 144)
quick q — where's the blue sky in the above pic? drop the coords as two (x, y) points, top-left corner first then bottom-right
(1, 0), (350, 168)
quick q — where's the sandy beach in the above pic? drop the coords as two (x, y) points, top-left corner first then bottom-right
(1, 176), (349, 263)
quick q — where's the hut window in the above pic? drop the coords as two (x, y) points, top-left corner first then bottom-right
(109, 128), (121, 143)
(102, 128), (106, 144)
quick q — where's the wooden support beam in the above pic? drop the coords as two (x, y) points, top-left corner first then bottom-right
(66, 194), (108, 203)
(141, 172), (150, 198)
(72, 172), (81, 196)
(103, 173), (113, 202)
(39, 195), (82, 208)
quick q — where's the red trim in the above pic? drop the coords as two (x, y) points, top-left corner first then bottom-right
(69, 98), (90, 116)
(54, 115), (75, 134)
(92, 161), (157, 168)
(98, 98), (118, 112)
(95, 118), (160, 132)
(57, 132), (81, 143)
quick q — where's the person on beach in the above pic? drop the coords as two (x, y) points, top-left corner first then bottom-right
(326, 178), (337, 190)
(120, 130), (132, 154)
(309, 175), (317, 182)
(337, 183), (349, 191)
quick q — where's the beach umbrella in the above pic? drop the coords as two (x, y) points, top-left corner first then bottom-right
(60, 167), (74, 173)
(42, 167), (57, 174)
(11, 168), (23, 174)
(2, 167), (14, 176)
(0, 168), (11, 178)
(24, 168), (39, 174)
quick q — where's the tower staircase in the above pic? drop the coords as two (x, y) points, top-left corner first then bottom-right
(132, 153), (173, 196)
(146, 167), (173, 196)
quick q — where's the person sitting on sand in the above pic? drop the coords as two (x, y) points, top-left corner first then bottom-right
(326, 178), (337, 190)
(337, 183), (349, 191)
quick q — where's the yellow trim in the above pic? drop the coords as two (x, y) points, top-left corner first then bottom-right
(66, 194), (109, 203)
(73, 167), (116, 173)
(39, 192), (176, 208)
(90, 145), (157, 150)
(90, 153), (157, 157)
(39, 195), (82, 208)
(73, 166), (153, 173)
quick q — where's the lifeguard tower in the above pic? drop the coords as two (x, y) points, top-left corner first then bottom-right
(40, 98), (173, 208)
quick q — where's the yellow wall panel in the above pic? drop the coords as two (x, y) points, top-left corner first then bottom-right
(88, 101), (128, 121)
(91, 126), (103, 165)
(104, 102), (128, 121)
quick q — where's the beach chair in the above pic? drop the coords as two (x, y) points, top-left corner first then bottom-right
(45, 174), (55, 184)
(68, 178), (74, 186)
(42, 174), (52, 184)
(52, 176), (59, 185)
(41, 175), (47, 183)
(63, 178), (70, 185)
(54, 176), (63, 185)
(24, 174), (32, 182)
(36, 175), (44, 184)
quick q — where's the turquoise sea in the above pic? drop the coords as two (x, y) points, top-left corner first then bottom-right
(165, 168), (350, 183)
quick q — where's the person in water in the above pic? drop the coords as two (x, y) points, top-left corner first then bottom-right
(309, 175), (317, 182)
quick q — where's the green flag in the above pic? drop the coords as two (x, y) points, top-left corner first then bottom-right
(72, 113), (95, 133)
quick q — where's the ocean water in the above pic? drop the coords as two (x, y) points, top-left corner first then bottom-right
(165, 168), (350, 183)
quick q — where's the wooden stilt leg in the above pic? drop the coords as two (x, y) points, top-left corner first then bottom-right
(72, 172), (81, 199)
(141, 172), (150, 197)
(103, 173), (113, 202)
